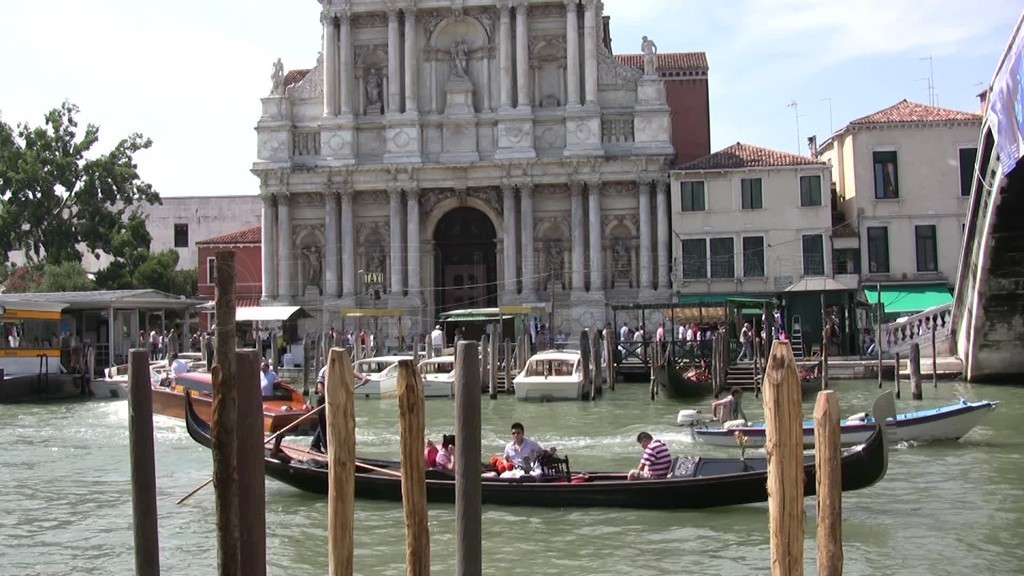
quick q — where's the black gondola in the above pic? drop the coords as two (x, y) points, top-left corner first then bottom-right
(185, 394), (889, 510)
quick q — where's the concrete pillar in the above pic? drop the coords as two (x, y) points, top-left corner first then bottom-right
(570, 181), (585, 291)
(387, 9), (401, 114)
(582, 0), (598, 105)
(638, 179), (653, 291)
(322, 11), (338, 116)
(520, 184), (536, 297)
(656, 178), (670, 290)
(407, 188), (421, 298)
(324, 192), (340, 297)
(260, 194), (277, 300)
(341, 190), (356, 297)
(502, 184), (518, 294)
(338, 11), (353, 115)
(389, 187), (404, 294)
(564, 0), (580, 107)
(277, 193), (293, 299)
(588, 181), (603, 291)
(499, 3), (513, 110)
(403, 8), (418, 113)
(515, 2), (530, 108)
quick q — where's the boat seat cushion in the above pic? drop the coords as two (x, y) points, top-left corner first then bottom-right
(666, 456), (699, 478)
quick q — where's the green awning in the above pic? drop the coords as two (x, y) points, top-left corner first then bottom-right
(862, 283), (953, 314)
(677, 294), (773, 307)
(438, 308), (514, 322)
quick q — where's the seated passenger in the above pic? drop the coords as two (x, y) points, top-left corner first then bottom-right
(503, 422), (544, 471)
(434, 434), (455, 471)
(169, 353), (189, 376)
(627, 431), (672, 480)
(711, 386), (748, 423)
(424, 439), (439, 469)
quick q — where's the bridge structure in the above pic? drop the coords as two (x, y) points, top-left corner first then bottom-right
(953, 12), (1024, 382)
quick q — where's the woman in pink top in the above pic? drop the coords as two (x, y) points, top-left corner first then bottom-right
(434, 434), (455, 471)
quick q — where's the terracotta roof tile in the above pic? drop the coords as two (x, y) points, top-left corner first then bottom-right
(848, 99), (981, 126)
(614, 52), (708, 72)
(678, 142), (825, 171)
(283, 69), (311, 89)
(197, 226), (262, 246)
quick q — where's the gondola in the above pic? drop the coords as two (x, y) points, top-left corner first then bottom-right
(185, 393), (890, 510)
(655, 362), (710, 399)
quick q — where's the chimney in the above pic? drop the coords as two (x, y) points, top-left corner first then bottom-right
(602, 15), (612, 52)
(977, 88), (989, 113)
(807, 135), (818, 159)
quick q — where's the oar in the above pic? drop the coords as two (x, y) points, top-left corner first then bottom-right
(282, 444), (404, 478)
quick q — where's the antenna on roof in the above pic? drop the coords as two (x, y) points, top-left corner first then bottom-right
(919, 56), (936, 105)
(786, 101), (803, 154)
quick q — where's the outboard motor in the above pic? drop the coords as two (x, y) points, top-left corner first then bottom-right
(676, 409), (701, 427)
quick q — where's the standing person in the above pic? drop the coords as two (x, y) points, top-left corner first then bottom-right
(430, 324), (445, 357)
(711, 386), (748, 423)
(169, 353), (189, 376)
(627, 432), (672, 480)
(309, 376), (327, 453)
(149, 328), (160, 359)
(260, 361), (281, 398)
(737, 322), (754, 361)
(503, 422), (544, 470)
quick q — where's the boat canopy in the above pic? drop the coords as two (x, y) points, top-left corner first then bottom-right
(235, 305), (312, 322)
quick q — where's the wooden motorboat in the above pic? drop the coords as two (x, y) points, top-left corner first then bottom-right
(416, 356), (455, 398)
(512, 350), (591, 401)
(655, 362), (710, 399)
(154, 371), (313, 435)
(185, 392), (890, 510)
(687, 392), (997, 448)
(351, 355), (414, 398)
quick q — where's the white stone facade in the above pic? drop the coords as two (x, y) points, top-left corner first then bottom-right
(254, 0), (675, 336)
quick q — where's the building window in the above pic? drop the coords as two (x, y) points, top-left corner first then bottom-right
(680, 181), (706, 212)
(681, 239), (707, 279)
(873, 150), (900, 199)
(173, 223), (189, 248)
(800, 175), (822, 207)
(915, 225), (938, 272)
(709, 237), (735, 279)
(866, 226), (890, 274)
(206, 256), (216, 284)
(742, 236), (765, 278)
(802, 234), (825, 276)
(741, 178), (763, 209)
(833, 249), (860, 274)
(959, 147), (978, 197)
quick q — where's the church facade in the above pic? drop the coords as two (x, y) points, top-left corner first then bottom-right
(254, 0), (689, 336)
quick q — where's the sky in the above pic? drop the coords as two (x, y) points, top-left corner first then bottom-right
(1, 0), (1021, 198)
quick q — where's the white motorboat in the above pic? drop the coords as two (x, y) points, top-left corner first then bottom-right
(416, 356), (455, 398)
(512, 350), (588, 401)
(352, 355), (414, 398)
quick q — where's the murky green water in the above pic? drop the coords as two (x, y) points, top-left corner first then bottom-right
(2, 380), (1022, 575)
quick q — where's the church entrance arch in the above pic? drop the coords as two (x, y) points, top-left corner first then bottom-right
(433, 207), (498, 313)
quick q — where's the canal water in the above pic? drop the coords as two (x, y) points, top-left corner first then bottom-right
(2, 379), (1023, 576)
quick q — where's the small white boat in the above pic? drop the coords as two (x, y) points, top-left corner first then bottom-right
(92, 363), (163, 399)
(352, 355), (414, 398)
(682, 395), (999, 448)
(512, 350), (588, 401)
(417, 356), (455, 398)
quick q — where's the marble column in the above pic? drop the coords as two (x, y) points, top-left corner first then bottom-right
(656, 178), (670, 290)
(588, 181), (603, 291)
(515, 2), (530, 108)
(403, 9), (418, 113)
(569, 181), (585, 291)
(388, 187), (404, 294)
(322, 11), (338, 116)
(406, 188), (421, 298)
(564, 0), (581, 107)
(502, 184), (517, 294)
(324, 191), (339, 297)
(260, 194), (277, 300)
(637, 179), (653, 291)
(341, 190), (356, 297)
(582, 0), (598, 105)
(386, 9), (401, 114)
(338, 11), (353, 115)
(520, 184), (536, 297)
(499, 3), (513, 110)
(277, 192), (294, 299)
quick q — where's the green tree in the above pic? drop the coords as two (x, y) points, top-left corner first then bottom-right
(93, 211), (154, 290)
(33, 261), (95, 293)
(0, 101), (160, 265)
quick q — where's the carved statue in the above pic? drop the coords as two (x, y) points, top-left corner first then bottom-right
(369, 246), (386, 274)
(450, 41), (469, 80)
(613, 240), (632, 287)
(303, 246), (323, 295)
(547, 242), (565, 290)
(640, 36), (658, 76)
(270, 58), (285, 95)
(366, 70), (383, 107)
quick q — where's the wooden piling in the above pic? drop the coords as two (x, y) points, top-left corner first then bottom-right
(820, 293), (829, 390)
(128, 348), (160, 576)
(489, 329), (498, 399)
(481, 334), (492, 398)
(876, 283), (883, 389)
(909, 342), (923, 401)
(397, 360), (430, 576)
(589, 328), (601, 401)
(503, 339), (512, 396)
(326, 347), (356, 576)
(603, 326), (615, 392)
(894, 352), (901, 399)
(762, 340), (804, 576)
(454, 341), (482, 576)
(212, 251), (240, 576)
(236, 350), (266, 576)
(931, 315), (938, 388)
(580, 331), (593, 401)
(813, 390), (843, 576)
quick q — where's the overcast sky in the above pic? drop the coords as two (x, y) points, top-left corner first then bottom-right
(2, 0), (1020, 197)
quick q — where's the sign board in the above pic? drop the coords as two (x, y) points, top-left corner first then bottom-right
(991, 20), (1024, 176)
(362, 271), (385, 285)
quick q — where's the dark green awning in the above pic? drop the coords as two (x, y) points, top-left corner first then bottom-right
(862, 283), (952, 314)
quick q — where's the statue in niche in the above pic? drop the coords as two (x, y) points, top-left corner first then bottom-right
(365, 70), (383, 113)
(368, 246), (386, 274)
(640, 36), (658, 76)
(613, 240), (632, 287)
(450, 41), (469, 80)
(303, 245), (323, 295)
(270, 58), (285, 95)
(547, 242), (565, 290)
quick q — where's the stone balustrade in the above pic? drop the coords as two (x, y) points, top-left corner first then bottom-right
(292, 130), (321, 157)
(882, 302), (953, 355)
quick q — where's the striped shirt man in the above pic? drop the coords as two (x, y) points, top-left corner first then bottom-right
(628, 432), (672, 480)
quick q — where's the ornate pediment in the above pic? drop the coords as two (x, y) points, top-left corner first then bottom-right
(598, 50), (641, 89)
(288, 53), (324, 100)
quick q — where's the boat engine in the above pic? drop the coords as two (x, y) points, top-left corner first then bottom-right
(676, 409), (702, 427)
(845, 412), (869, 423)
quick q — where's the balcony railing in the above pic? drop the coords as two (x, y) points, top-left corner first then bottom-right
(292, 129), (321, 157)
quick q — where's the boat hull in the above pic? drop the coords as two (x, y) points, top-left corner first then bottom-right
(152, 386), (313, 435)
(656, 364), (709, 399)
(512, 376), (584, 401)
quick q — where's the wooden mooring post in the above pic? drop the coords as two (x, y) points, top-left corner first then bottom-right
(909, 342), (923, 400)
(212, 251), (240, 576)
(820, 293), (829, 390)
(481, 334), (492, 398)
(589, 328), (601, 401)
(814, 390), (843, 576)
(603, 326), (615, 392)
(503, 338), (512, 396)
(398, 360), (430, 575)
(454, 341), (482, 576)
(236, 350), (266, 576)
(931, 315), (938, 388)
(580, 331), (593, 400)
(326, 347), (356, 576)
(762, 339), (804, 576)
(128, 348), (160, 576)
(489, 329), (498, 399)
(894, 352), (901, 400)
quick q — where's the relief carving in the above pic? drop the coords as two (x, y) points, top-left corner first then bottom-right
(352, 12), (387, 28)
(598, 49), (642, 88)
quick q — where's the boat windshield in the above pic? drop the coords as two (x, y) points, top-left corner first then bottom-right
(421, 361), (454, 375)
(525, 359), (575, 377)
